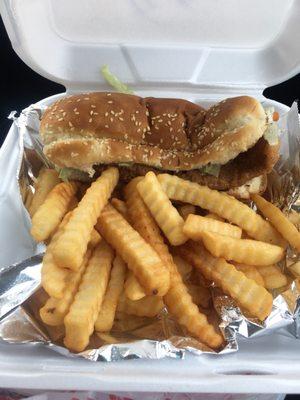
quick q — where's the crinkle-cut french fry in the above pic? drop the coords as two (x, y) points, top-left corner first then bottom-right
(53, 168), (119, 271)
(95, 255), (126, 332)
(124, 177), (162, 299)
(186, 283), (211, 309)
(64, 241), (114, 352)
(163, 277), (223, 348)
(96, 332), (121, 344)
(178, 241), (273, 320)
(256, 264), (288, 289)
(31, 181), (77, 242)
(234, 263), (265, 287)
(137, 172), (187, 246)
(124, 271), (146, 301)
(201, 231), (285, 266)
(178, 205), (196, 220)
(183, 214), (242, 240)
(113, 312), (151, 332)
(205, 213), (224, 222)
(157, 174), (283, 246)
(124, 179), (223, 349)
(40, 250), (91, 326)
(41, 212), (73, 299)
(252, 194), (299, 252)
(29, 168), (60, 217)
(89, 229), (102, 248)
(117, 292), (164, 318)
(125, 177), (165, 247)
(172, 255), (193, 281)
(111, 198), (129, 221)
(96, 204), (170, 296)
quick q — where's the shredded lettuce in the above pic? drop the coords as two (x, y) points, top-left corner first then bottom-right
(200, 164), (221, 178)
(58, 167), (89, 182)
(101, 65), (134, 94)
(263, 123), (279, 146)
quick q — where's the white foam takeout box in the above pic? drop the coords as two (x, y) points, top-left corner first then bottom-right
(1, 0), (300, 394)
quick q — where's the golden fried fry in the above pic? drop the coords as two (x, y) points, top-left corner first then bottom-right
(186, 283), (211, 309)
(172, 255), (193, 281)
(201, 231), (285, 266)
(95, 255), (126, 332)
(124, 271), (146, 301)
(256, 264), (288, 289)
(117, 292), (164, 318)
(53, 168), (119, 270)
(205, 213), (224, 222)
(125, 178), (223, 349)
(113, 312), (152, 332)
(137, 172), (187, 246)
(178, 242), (273, 320)
(96, 204), (170, 296)
(183, 214), (242, 240)
(64, 241), (114, 352)
(41, 212), (73, 299)
(163, 276), (223, 348)
(234, 263), (265, 287)
(178, 205), (196, 220)
(157, 174), (283, 245)
(111, 198), (129, 220)
(31, 182), (77, 242)
(252, 194), (299, 251)
(96, 332), (121, 344)
(29, 168), (60, 217)
(89, 229), (102, 248)
(40, 251), (91, 326)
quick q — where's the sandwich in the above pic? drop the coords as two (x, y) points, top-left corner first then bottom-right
(40, 93), (280, 197)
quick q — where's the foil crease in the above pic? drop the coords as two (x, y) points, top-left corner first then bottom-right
(0, 99), (299, 362)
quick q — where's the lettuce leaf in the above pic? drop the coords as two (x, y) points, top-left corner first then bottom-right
(101, 65), (134, 94)
(58, 167), (89, 182)
(200, 164), (221, 178)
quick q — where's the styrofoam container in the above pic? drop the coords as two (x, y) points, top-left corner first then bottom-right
(0, 0), (300, 393)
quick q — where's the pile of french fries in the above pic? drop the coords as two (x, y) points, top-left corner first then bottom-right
(27, 166), (300, 352)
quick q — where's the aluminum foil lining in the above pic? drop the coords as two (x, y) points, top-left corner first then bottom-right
(0, 99), (299, 362)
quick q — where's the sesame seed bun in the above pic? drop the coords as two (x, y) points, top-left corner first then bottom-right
(40, 93), (278, 193)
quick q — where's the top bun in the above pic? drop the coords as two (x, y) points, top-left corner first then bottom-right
(40, 93), (268, 172)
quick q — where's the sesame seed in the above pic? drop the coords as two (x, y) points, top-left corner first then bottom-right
(119, 117), (124, 121)
(110, 117), (114, 122)
(91, 104), (96, 108)
(90, 111), (94, 115)
(107, 93), (112, 96)
(105, 125), (109, 128)
(76, 99), (81, 102)
(68, 121), (73, 127)
(89, 118), (93, 123)
(105, 112), (109, 117)
(84, 97), (90, 100)
(158, 119), (163, 123)
(108, 101), (113, 104)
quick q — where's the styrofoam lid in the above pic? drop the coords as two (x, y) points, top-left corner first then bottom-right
(1, 0), (300, 92)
